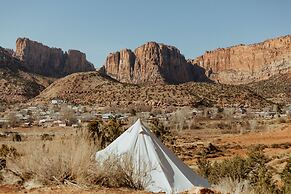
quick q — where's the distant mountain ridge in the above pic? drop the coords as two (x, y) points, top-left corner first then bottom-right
(190, 35), (291, 84)
(14, 38), (95, 77)
(102, 42), (210, 84)
(102, 35), (291, 85)
(1, 35), (290, 105)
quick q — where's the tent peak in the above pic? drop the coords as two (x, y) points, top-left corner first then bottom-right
(134, 118), (142, 125)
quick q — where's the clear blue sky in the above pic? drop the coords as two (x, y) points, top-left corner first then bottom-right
(0, 0), (290, 67)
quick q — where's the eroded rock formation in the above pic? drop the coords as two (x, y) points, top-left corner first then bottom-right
(190, 35), (291, 84)
(0, 47), (53, 104)
(0, 46), (23, 70)
(103, 42), (208, 84)
(14, 38), (95, 77)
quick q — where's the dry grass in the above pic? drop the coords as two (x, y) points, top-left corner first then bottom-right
(213, 178), (254, 194)
(5, 130), (148, 190)
(9, 134), (97, 186)
(89, 155), (150, 189)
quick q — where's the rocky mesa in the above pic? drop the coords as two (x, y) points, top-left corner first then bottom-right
(0, 46), (54, 104)
(190, 35), (291, 84)
(14, 38), (95, 77)
(102, 42), (209, 84)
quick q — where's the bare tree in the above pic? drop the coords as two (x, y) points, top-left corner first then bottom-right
(7, 112), (19, 128)
(60, 106), (77, 126)
(171, 107), (192, 131)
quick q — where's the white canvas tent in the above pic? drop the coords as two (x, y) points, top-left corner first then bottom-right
(95, 119), (209, 193)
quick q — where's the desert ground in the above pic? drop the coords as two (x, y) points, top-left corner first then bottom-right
(0, 115), (290, 193)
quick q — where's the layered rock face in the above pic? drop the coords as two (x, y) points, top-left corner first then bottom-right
(14, 38), (95, 77)
(0, 47), (53, 104)
(103, 42), (207, 84)
(0, 46), (23, 70)
(191, 35), (291, 84)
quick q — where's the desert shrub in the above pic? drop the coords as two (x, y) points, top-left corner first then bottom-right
(244, 147), (277, 193)
(270, 142), (291, 149)
(150, 119), (172, 144)
(276, 117), (286, 124)
(0, 144), (10, 158)
(246, 146), (276, 193)
(193, 98), (214, 108)
(0, 171), (2, 183)
(216, 121), (232, 130)
(87, 118), (124, 149)
(7, 112), (19, 128)
(243, 120), (258, 132)
(0, 144), (20, 158)
(164, 106), (176, 113)
(197, 156), (212, 179)
(60, 106), (77, 126)
(247, 145), (269, 167)
(127, 104), (152, 114)
(190, 121), (203, 130)
(41, 133), (54, 141)
(135, 104), (152, 113)
(198, 146), (278, 193)
(12, 133), (22, 142)
(0, 144), (19, 172)
(207, 156), (249, 184)
(281, 161), (291, 194)
(270, 143), (281, 149)
(87, 120), (102, 142)
(213, 177), (253, 194)
(216, 120), (239, 134)
(0, 158), (6, 170)
(129, 108), (136, 116)
(198, 143), (222, 157)
(90, 155), (149, 189)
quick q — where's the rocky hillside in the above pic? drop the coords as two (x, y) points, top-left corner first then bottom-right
(102, 42), (209, 84)
(14, 38), (95, 77)
(0, 47), (54, 104)
(248, 71), (291, 104)
(34, 71), (273, 109)
(190, 35), (291, 84)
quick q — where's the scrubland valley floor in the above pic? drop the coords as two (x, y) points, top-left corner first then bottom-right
(0, 117), (290, 193)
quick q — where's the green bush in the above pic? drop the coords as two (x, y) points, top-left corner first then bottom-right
(87, 118), (124, 149)
(198, 156), (249, 184)
(87, 119), (102, 143)
(150, 119), (170, 143)
(197, 146), (279, 193)
(246, 146), (277, 193)
(197, 156), (212, 179)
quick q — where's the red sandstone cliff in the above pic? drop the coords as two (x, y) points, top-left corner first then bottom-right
(0, 46), (53, 104)
(14, 38), (95, 77)
(190, 35), (291, 84)
(103, 42), (208, 84)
